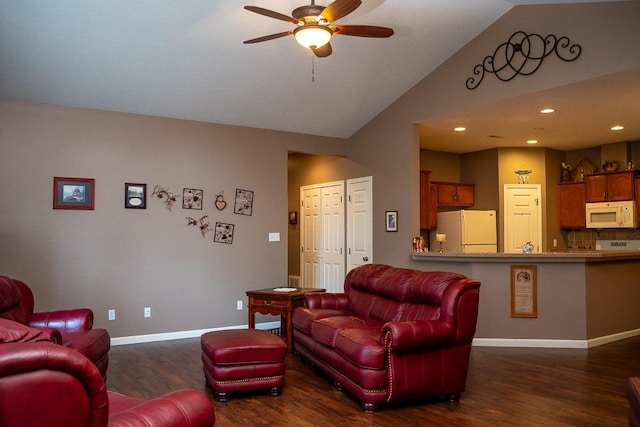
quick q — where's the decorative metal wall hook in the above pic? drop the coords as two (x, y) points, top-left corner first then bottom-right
(466, 31), (582, 90)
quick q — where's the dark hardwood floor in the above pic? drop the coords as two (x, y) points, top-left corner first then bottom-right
(106, 335), (640, 426)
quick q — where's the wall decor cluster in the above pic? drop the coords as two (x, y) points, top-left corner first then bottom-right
(234, 189), (254, 216)
(214, 222), (235, 244)
(152, 185), (179, 210)
(186, 215), (211, 238)
(125, 183), (146, 209)
(53, 177), (95, 210)
(466, 31), (582, 90)
(182, 188), (203, 210)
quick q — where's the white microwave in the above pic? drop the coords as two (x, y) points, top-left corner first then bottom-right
(585, 201), (637, 229)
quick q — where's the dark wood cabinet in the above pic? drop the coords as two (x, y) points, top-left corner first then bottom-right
(420, 171), (437, 229)
(433, 181), (475, 207)
(585, 170), (635, 202)
(558, 182), (586, 229)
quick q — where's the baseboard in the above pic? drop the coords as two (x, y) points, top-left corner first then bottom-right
(110, 321), (281, 346)
(112, 324), (640, 348)
(473, 328), (640, 349)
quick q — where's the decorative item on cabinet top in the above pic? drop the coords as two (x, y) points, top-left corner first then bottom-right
(571, 158), (597, 182)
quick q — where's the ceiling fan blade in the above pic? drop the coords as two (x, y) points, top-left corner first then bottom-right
(332, 25), (394, 38)
(244, 6), (300, 25)
(313, 43), (333, 58)
(243, 30), (293, 44)
(320, 0), (362, 23)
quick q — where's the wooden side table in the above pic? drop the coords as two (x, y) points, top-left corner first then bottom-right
(246, 287), (325, 352)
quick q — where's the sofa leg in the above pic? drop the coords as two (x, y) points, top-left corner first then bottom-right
(362, 402), (378, 413)
(215, 391), (229, 402)
(446, 392), (460, 402)
(269, 386), (282, 396)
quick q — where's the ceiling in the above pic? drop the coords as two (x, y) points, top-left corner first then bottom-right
(1, 0), (636, 153)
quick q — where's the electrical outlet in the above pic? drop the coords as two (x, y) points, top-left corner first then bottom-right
(236, 300), (243, 310)
(144, 307), (151, 318)
(108, 309), (116, 321)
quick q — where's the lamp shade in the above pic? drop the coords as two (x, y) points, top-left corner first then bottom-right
(293, 25), (332, 50)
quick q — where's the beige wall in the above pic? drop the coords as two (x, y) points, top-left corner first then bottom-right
(2, 2), (639, 341)
(347, 2), (640, 269)
(0, 100), (344, 338)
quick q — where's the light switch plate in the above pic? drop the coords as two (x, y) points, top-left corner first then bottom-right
(268, 232), (280, 242)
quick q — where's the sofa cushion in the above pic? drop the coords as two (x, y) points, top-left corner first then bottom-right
(311, 316), (383, 348)
(0, 319), (53, 343)
(293, 308), (352, 335)
(0, 277), (26, 324)
(335, 328), (385, 370)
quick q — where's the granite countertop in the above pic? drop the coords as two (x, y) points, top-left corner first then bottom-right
(411, 250), (640, 263)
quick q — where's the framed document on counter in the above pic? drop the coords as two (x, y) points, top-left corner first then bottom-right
(510, 265), (537, 318)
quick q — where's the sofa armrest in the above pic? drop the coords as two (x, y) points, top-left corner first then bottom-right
(108, 390), (215, 427)
(27, 308), (94, 332)
(382, 320), (456, 351)
(305, 293), (348, 310)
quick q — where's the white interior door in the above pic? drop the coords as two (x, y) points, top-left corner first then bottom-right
(346, 177), (373, 272)
(300, 181), (344, 292)
(301, 187), (321, 287)
(504, 184), (542, 253)
(320, 184), (345, 293)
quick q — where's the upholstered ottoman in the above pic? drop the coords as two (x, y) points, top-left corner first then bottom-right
(201, 329), (286, 402)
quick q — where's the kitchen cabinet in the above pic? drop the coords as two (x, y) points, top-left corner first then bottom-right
(558, 181), (586, 229)
(433, 181), (475, 207)
(420, 171), (437, 229)
(585, 170), (635, 202)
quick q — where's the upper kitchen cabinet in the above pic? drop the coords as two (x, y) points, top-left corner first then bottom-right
(420, 171), (437, 229)
(433, 181), (475, 207)
(585, 170), (636, 202)
(558, 181), (586, 229)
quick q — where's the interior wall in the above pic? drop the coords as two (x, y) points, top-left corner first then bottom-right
(0, 100), (344, 338)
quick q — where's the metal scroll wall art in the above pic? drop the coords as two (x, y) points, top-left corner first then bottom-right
(466, 31), (582, 90)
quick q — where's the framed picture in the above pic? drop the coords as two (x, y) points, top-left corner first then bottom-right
(125, 183), (146, 209)
(182, 188), (203, 210)
(214, 222), (235, 244)
(234, 189), (254, 216)
(385, 210), (398, 232)
(289, 211), (298, 225)
(510, 265), (538, 318)
(53, 177), (95, 210)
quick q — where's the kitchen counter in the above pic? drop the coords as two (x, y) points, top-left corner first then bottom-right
(411, 250), (640, 263)
(409, 250), (640, 348)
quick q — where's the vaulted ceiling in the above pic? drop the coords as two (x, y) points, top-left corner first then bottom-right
(1, 0), (636, 153)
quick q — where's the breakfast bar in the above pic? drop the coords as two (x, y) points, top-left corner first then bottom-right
(411, 250), (640, 348)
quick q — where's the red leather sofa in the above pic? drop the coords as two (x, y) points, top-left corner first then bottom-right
(292, 264), (481, 412)
(0, 276), (110, 377)
(0, 319), (215, 427)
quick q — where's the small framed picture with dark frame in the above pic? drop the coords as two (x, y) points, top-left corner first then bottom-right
(125, 183), (146, 209)
(182, 188), (203, 210)
(53, 177), (95, 210)
(385, 210), (398, 232)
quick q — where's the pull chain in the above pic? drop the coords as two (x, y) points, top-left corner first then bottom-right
(311, 52), (315, 83)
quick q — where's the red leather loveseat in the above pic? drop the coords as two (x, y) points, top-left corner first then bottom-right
(292, 264), (481, 412)
(0, 319), (215, 427)
(0, 276), (110, 377)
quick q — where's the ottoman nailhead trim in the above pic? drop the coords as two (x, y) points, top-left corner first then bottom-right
(213, 375), (284, 385)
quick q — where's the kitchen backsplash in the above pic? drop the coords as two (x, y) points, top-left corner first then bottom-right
(566, 229), (640, 249)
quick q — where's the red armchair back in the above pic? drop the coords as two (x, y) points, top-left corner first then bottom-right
(0, 320), (215, 427)
(0, 276), (110, 377)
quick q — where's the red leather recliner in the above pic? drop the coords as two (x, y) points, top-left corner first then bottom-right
(0, 319), (215, 427)
(0, 276), (110, 377)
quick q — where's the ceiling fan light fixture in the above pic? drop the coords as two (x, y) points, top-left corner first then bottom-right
(293, 25), (332, 50)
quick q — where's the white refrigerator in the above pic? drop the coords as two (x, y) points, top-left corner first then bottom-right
(431, 210), (497, 253)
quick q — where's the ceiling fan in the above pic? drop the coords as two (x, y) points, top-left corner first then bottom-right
(243, 0), (394, 58)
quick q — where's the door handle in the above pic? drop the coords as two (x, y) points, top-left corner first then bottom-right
(362, 256), (369, 262)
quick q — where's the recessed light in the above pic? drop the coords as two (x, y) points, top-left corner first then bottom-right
(611, 125), (624, 131)
(540, 108), (555, 114)
(454, 127), (466, 132)
(526, 139), (538, 144)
